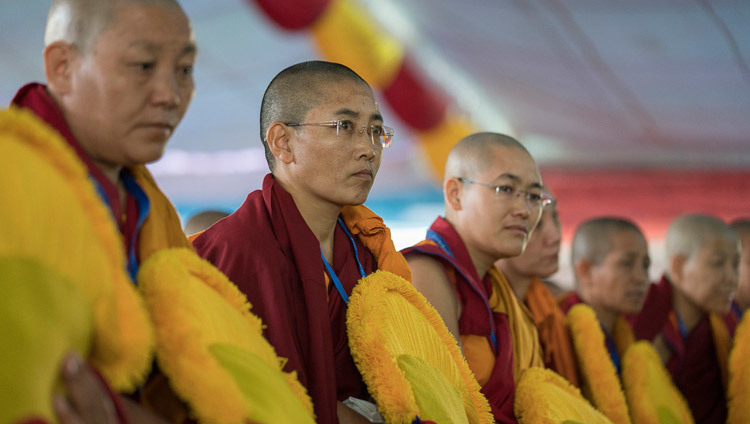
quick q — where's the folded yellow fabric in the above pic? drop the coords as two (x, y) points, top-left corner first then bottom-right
(138, 248), (314, 424)
(397, 354), (467, 424)
(346, 270), (492, 423)
(0, 258), (91, 424)
(621, 341), (693, 424)
(728, 312), (750, 424)
(0, 107), (154, 396)
(514, 367), (613, 424)
(567, 304), (631, 424)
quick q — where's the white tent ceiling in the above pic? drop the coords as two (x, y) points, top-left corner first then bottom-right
(2, 0), (749, 206)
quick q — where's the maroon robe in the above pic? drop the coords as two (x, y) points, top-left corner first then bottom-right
(633, 275), (737, 423)
(401, 217), (517, 424)
(192, 174), (374, 424)
(558, 292), (583, 315)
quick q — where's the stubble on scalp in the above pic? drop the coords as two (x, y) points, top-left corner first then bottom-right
(45, 0), (182, 53)
(259, 61), (370, 171)
(666, 214), (737, 263)
(443, 132), (530, 185)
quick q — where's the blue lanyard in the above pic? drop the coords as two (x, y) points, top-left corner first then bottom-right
(427, 229), (454, 259)
(321, 218), (366, 305)
(92, 170), (150, 282)
(732, 302), (743, 319)
(675, 312), (689, 340)
(603, 327), (621, 374)
(425, 228), (498, 352)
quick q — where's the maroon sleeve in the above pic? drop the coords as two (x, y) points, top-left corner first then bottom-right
(632, 277), (673, 341)
(557, 292), (581, 314)
(192, 183), (342, 424)
(192, 220), (309, 388)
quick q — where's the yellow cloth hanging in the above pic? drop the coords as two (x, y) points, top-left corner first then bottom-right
(130, 164), (193, 261)
(525, 279), (580, 387)
(340, 204), (413, 282)
(727, 312), (750, 424)
(310, 0), (403, 89)
(487, 268), (544, 383)
(708, 313), (732, 392)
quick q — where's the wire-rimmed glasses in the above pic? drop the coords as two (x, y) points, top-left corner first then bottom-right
(285, 120), (394, 148)
(456, 177), (553, 210)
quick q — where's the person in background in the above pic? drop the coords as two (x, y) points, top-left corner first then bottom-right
(560, 217), (651, 371)
(633, 214), (740, 423)
(496, 185), (579, 387)
(193, 61), (409, 424)
(729, 218), (750, 315)
(402, 132), (546, 423)
(7, 0), (196, 421)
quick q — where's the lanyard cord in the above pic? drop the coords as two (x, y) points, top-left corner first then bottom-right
(425, 228), (498, 353)
(675, 311), (689, 340)
(320, 218), (366, 305)
(732, 302), (743, 319)
(92, 171), (150, 283)
(602, 326), (622, 373)
(427, 228), (454, 258)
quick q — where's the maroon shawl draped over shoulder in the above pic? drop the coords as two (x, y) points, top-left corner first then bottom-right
(192, 174), (375, 424)
(558, 292), (583, 314)
(402, 217), (517, 424)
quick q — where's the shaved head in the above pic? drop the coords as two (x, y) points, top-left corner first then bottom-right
(42, 0), (195, 172)
(259, 61), (370, 171)
(666, 214), (737, 261)
(666, 214), (740, 314)
(571, 217), (650, 318)
(572, 217), (645, 268)
(444, 132), (530, 185)
(45, 0), (181, 53)
(440, 131), (542, 272)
